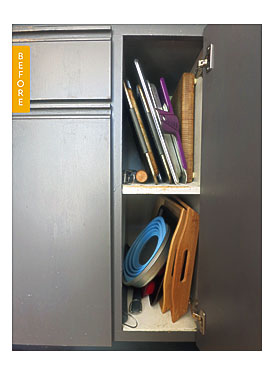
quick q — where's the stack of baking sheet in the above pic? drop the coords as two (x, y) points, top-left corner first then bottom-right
(123, 60), (196, 185)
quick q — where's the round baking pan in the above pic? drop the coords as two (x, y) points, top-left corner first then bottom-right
(123, 222), (171, 288)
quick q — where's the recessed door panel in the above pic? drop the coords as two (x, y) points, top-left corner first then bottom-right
(13, 115), (112, 346)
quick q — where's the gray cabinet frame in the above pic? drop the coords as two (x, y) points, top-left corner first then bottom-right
(111, 24), (206, 342)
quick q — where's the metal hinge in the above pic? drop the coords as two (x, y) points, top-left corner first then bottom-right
(190, 300), (206, 335)
(198, 43), (214, 73)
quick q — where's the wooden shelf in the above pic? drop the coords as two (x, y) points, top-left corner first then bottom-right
(122, 182), (200, 195)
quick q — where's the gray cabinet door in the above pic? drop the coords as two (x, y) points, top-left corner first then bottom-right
(13, 39), (111, 101)
(196, 25), (261, 350)
(12, 114), (112, 346)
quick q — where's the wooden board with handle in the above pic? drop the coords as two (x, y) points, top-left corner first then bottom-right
(152, 196), (187, 314)
(170, 197), (199, 322)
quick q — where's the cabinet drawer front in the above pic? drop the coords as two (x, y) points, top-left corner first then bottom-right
(13, 40), (111, 101)
(12, 115), (111, 346)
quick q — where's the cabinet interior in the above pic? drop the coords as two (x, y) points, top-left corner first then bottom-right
(121, 35), (203, 334)
(122, 195), (200, 332)
(122, 35), (203, 192)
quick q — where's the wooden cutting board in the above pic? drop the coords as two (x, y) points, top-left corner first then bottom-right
(153, 196), (186, 314)
(171, 73), (195, 183)
(170, 197), (199, 322)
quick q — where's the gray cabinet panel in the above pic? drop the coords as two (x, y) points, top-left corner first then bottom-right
(13, 116), (111, 346)
(13, 40), (111, 100)
(196, 25), (261, 350)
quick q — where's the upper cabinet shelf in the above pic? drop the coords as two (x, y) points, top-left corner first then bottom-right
(122, 36), (203, 192)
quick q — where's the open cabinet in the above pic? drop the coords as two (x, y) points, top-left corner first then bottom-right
(112, 24), (261, 350)
(12, 24), (261, 351)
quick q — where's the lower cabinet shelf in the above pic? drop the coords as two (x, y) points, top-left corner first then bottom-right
(123, 292), (197, 332)
(118, 194), (200, 341)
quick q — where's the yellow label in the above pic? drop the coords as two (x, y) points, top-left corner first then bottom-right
(12, 46), (30, 113)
